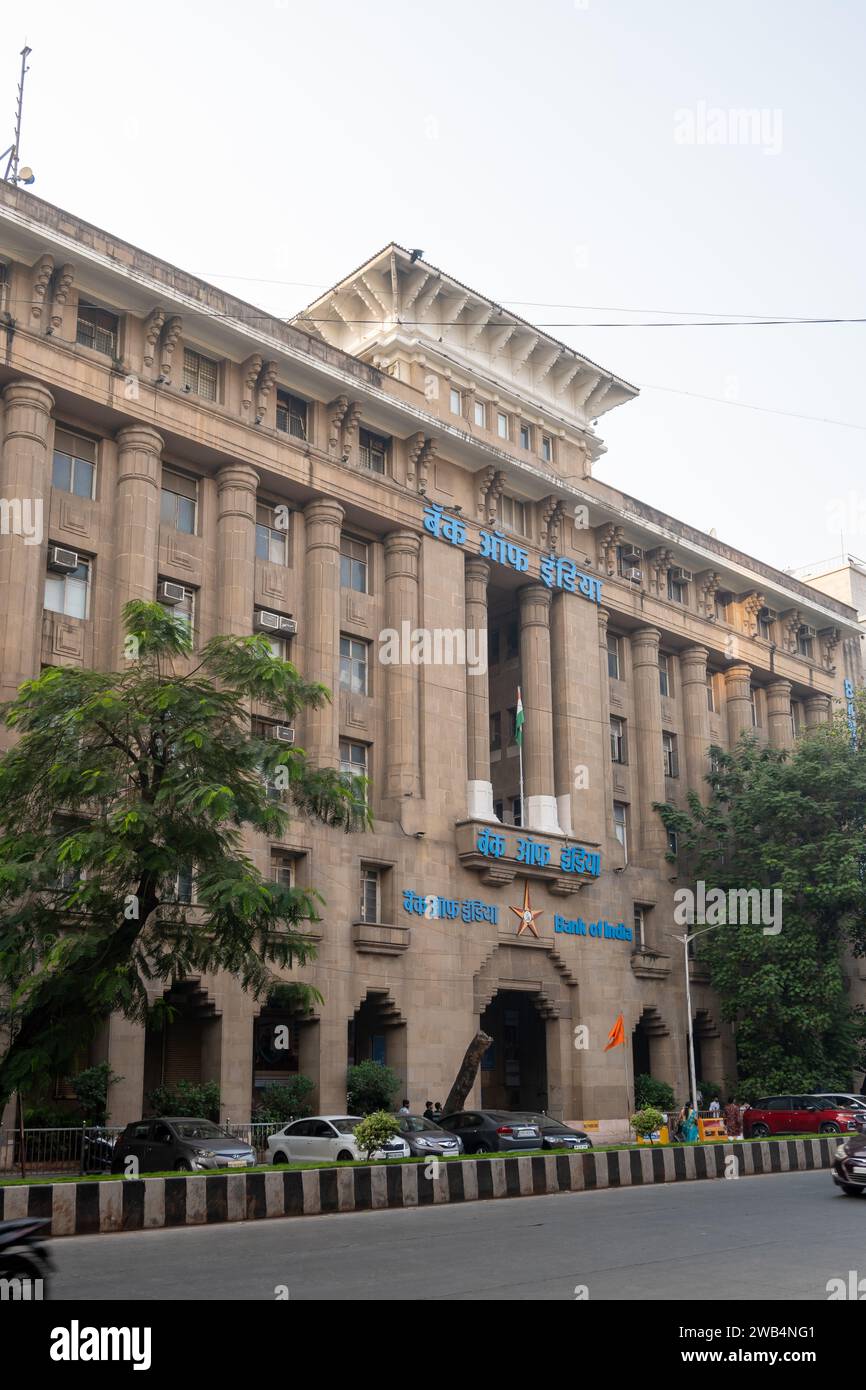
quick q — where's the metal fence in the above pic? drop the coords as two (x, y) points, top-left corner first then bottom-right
(0, 1120), (287, 1177)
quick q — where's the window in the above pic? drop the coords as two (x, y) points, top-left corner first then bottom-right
(750, 687), (761, 727)
(76, 302), (118, 356)
(449, 387), (462, 415)
(473, 399), (487, 428)
(706, 674), (716, 713)
(276, 390), (307, 440)
(340, 739), (368, 791)
(264, 635), (288, 661)
(792, 701), (802, 736)
(519, 423), (531, 450)
(340, 636), (369, 695)
(607, 632), (621, 680)
(159, 581), (195, 637)
(797, 626), (814, 659)
(497, 411), (509, 440)
(499, 494), (528, 537)
(610, 716), (626, 764)
(45, 553), (90, 619)
(667, 570), (688, 604)
(182, 347), (218, 401)
(634, 905), (650, 950)
(658, 653), (672, 698)
(715, 592), (731, 623)
(256, 503), (288, 565)
(662, 731), (679, 777)
(541, 435), (553, 463)
(52, 428), (96, 499)
(252, 717), (283, 800)
(164, 866), (193, 905)
(757, 607), (774, 641)
(489, 711), (502, 752)
(667, 829), (678, 856)
(360, 866), (380, 923)
(613, 802), (628, 859)
(271, 853), (294, 890)
(493, 799), (504, 821)
(359, 428), (388, 474)
(340, 535), (369, 593)
(160, 468), (197, 534)
(511, 797), (522, 828)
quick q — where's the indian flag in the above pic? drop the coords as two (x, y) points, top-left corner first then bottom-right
(515, 688), (525, 747)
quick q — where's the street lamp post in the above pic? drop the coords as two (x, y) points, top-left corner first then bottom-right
(668, 922), (725, 1116)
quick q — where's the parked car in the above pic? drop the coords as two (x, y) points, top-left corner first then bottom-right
(267, 1116), (410, 1165)
(110, 1117), (256, 1173)
(811, 1093), (866, 1113)
(832, 1130), (866, 1196)
(0, 1217), (53, 1298)
(513, 1113), (593, 1150)
(437, 1109), (543, 1153)
(394, 1114), (463, 1157)
(743, 1096), (861, 1138)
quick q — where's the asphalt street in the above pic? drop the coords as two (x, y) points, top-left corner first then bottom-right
(49, 1168), (862, 1301)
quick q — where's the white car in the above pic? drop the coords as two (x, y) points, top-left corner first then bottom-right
(267, 1115), (411, 1165)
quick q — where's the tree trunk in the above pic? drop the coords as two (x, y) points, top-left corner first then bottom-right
(443, 1031), (493, 1115)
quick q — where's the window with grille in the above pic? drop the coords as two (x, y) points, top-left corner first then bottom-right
(610, 716), (627, 764)
(340, 535), (369, 593)
(44, 554), (90, 620)
(276, 390), (307, 440)
(271, 853), (295, 890)
(52, 428), (97, 499)
(662, 731), (679, 777)
(360, 865), (380, 923)
(160, 468), (198, 534)
(76, 302), (118, 356)
(183, 348), (218, 401)
(159, 580), (195, 639)
(667, 571), (688, 604)
(340, 636), (369, 695)
(359, 428), (388, 474)
(256, 503), (288, 565)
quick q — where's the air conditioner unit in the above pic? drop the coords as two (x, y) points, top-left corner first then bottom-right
(270, 725), (295, 744)
(800, 624), (818, 639)
(671, 566), (694, 583)
(621, 547), (643, 565)
(278, 616), (298, 636)
(625, 566), (642, 583)
(158, 580), (185, 605)
(760, 607), (779, 622)
(48, 546), (79, 573)
(255, 610), (281, 632)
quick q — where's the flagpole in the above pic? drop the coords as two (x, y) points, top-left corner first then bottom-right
(516, 685), (525, 828)
(519, 738), (525, 829)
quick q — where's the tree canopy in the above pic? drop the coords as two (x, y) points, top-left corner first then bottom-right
(0, 601), (368, 1105)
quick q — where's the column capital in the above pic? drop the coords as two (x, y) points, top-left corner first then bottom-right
(766, 678), (793, 698)
(384, 528), (422, 558)
(597, 606), (610, 641)
(304, 496), (344, 526)
(464, 556), (491, 587)
(679, 646), (709, 683)
(216, 461), (259, 492)
(2, 378), (54, 416)
(116, 423), (164, 455)
(304, 496), (344, 549)
(518, 582), (552, 626)
(804, 693), (832, 725)
(631, 627), (662, 667)
(725, 662), (753, 685)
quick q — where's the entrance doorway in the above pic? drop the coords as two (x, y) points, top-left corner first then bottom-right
(480, 989), (548, 1111)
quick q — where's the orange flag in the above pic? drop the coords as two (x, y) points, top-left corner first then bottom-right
(604, 1013), (625, 1051)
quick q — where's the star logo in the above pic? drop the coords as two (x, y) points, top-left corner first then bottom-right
(509, 880), (543, 938)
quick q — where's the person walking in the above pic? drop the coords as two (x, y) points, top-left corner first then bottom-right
(423, 1100), (435, 1121)
(723, 1097), (741, 1138)
(682, 1103), (699, 1143)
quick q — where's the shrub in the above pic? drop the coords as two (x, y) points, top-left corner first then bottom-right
(346, 1060), (400, 1115)
(353, 1110), (399, 1160)
(634, 1074), (675, 1111)
(630, 1107), (667, 1143)
(252, 1077), (315, 1123)
(698, 1079), (722, 1104)
(71, 1062), (123, 1126)
(146, 1079), (220, 1122)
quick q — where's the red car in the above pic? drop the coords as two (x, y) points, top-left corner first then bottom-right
(744, 1095), (861, 1138)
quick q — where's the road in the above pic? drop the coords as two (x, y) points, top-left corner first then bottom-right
(49, 1169), (860, 1300)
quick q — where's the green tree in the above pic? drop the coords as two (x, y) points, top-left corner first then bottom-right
(346, 1060), (400, 1115)
(146, 1079), (221, 1122)
(71, 1061), (122, 1125)
(252, 1077), (315, 1123)
(656, 718), (866, 1100)
(352, 1110), (400, 1161)
(634, 1074), (675, 1111)
(630, 1107), (667, 1143)
(0, 601), (368, 1105)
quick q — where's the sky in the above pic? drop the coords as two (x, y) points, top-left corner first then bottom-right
(3, 0), (864, 574)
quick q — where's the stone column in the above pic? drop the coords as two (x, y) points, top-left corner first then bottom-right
(113, 424), (163, 663)
(550, 589), (606, 841)
(302, 498), (343, 769)
(631, 628), (668, 857)
(724, 663), (754, 744)
(766, 679), (794, 750)
(216, 462), (259, 635)
(0, 380), (53, 705)
(518, 583), (560, 832)
(105, 1016), (147, 1126)
(680, 646), (711, 799)
(597, 608), (617, 851)
(383, 530), (422, 803)
(464, 557), (494, 819)
(804, 693), (832, 729)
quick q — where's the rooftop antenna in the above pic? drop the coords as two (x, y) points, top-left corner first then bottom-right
(2, 46), (35, 186)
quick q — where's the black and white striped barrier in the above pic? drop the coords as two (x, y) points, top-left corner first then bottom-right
(0, 1137), (837, 1237)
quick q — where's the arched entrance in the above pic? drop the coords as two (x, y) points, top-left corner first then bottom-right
(253, 984), (320, 1111)
(480, 989), (548, 1111)
(142, 978), (220, 1109)
(348, 989), (407, 1096)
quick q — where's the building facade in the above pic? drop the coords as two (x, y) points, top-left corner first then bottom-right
(0, 183), (861, 1131)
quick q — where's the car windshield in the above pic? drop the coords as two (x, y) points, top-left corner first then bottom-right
(330, 1118), (361, 1135)
(397, 1116), (440, 1133)
(172, 1122), (228, 1140)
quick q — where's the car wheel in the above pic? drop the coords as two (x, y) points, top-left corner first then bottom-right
(272, 1151), (288, 1166)
(749, 1123), (770, 1138)
(820, 1122), (841, 1134)
(174, 1159), (192, 1172)
(474, 1141), (490, 1155)
(841, 1184), (865, 1196)
(336, 1150), (354, 1162)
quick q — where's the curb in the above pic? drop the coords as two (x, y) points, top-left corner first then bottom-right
(0, 1137), (838, 1237)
